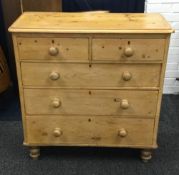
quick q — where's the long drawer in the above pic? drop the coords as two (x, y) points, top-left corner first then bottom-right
(26, 116), (154, 146)
(17, 37), (89, 60)
(92, 38), (165, 61)
(21, 63), (161, 88)
(24, 89), (158, 117)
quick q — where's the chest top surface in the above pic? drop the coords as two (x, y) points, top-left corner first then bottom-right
(9, 12), (173, 34)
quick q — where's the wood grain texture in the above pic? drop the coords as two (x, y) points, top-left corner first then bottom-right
(21, 62), (161, 88)
(92, 38), (165, 61)
(9, 13), (173, 159)
(12, 35), (28, 142)
(153, 35), (171, 145)
(24, 89), (158, 117)
(8, 12), (173, 33)
(26, 116), (154, 146)
(17, 37), (89, 60)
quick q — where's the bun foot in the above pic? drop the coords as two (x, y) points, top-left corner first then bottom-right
(29, 147), (40, 160)
(140, 149), (152, 163)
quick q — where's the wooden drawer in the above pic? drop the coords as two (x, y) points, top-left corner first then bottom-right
(21, 63), (161, 88)
(24, 89), (158, 117)
(92, 38), (166, 61)
(26, 116), (154, 146)
(17, 37), (89, 60)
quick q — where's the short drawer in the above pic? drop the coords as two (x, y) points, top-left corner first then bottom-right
(26, 116), (154, 146)
(92, 38), (166, 61)
(17, 37), (89, 60)
(21, 63), (161, 88)
(24, 89), (158, 117)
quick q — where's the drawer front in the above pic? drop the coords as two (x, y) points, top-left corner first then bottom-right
(21, 63), (161, 88)
(24, 89), (158, 117)
(26, 116), (154, 146)
(17, 37), (89, 60)
(92, 38), (165, 61)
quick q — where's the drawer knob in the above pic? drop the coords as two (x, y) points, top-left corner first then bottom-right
(122, 71), (132, 81)
(49, 72), (60, 81)
(120, 99), (129, 109)
(53, 128), (62, 137)
(118, 128), (128, 137)
(124, 47), (134, 57)
(52, 98), (61, 108)
(49, 46), (59, 56)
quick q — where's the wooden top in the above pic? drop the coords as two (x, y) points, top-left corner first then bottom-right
(9, 12), (173, 34)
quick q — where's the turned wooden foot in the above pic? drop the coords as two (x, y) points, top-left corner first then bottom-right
(140, 149), (152, 163)
(29, 147), (40, 160)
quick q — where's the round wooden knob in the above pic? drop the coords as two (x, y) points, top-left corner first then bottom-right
(120, 99), (129, 109)
(118, 128), (128, 137)
(49, 72), (60, 81)
(122, 71), (132, 81)
(53, 128), (62, 137)
(52, 98), (61, 108)
(49, 46), (59, 56)
(124, 47), (134, 57)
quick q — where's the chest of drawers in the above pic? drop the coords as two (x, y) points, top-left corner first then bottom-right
(9, 12), (173, 162)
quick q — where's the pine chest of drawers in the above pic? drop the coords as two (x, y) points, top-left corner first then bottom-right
(9, 12), (173, 161)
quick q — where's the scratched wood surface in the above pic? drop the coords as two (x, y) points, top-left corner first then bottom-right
(26, 116), (154, 146)
(9, 12), (173, 161)
(9, 12), (173, 33)
(17, 37), (89, 60)
(24, 89), (158, 117)
(21, 62), (161, 88)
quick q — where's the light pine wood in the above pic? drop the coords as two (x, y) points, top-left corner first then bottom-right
(153, 36), (171, 145)
(118, 128), (128, 137)
(17, 37), (89, 60)
(21, 63), (161, 88)
(140, 149), (152, 162)
(12, 35), (28, 143)
(9, 12), (173, 161)
(29, 146), (40, 160)
(24, 89), (158, 117)
(26, 116), (154, 146)
(92, 38), (165, 61)
(8, 13), (173, 33)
